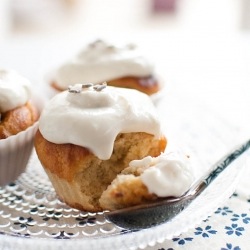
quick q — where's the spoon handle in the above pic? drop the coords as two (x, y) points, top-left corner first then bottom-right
(204, 139), (250, 185)
(188, 139), (250, 198)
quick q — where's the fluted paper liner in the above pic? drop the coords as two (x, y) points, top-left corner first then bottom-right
(0, 121), (39, 186)
(0, 95), (44, 186)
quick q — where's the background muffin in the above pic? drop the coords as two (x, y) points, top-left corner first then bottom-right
(0, 69), (40, 186)
(35, 84), (167, 212)
(50, 39), (161, 96)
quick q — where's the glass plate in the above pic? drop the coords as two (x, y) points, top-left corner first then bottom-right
(0, 92), (245, 250)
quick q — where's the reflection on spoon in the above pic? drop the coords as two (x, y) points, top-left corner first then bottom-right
(105, 140), (250, 230)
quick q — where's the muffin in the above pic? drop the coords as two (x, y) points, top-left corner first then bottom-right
(99, 152), (194, 211)
(50, 39), (161, 96)
(0, 69), (40, 186)
(35, 83), (167, 212)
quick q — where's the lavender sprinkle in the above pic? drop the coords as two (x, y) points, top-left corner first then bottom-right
(82, 83), (93, 89)
(93, 83), (107, 92)
(68, 85), (81, 93)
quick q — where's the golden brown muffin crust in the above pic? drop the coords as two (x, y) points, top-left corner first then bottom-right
(35, 130), (92, 181)
(50, 82), (64, 92)
(108, 75), (160, 95)
(35, 130), (167, 211)
(0, 101), (39, 139)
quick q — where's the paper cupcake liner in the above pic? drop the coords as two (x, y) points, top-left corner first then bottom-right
(0, 95), (44, 186)
(0, 121), (39, 186)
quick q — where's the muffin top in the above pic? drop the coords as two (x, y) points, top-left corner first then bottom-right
(54, 39), (155, 89)
(0, 69), (31, 113)
(39, 83), (163, 160)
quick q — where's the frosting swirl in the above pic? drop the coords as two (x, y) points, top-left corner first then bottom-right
(0, 69), (31, 112)
(54, 40), (154, 89)
(39, 84), (162, 160)
(130, 152), (194, 197)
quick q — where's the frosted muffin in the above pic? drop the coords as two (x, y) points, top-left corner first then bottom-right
(35, 83), (167, 212)
(0, 69), (40, 186)
(50, 39), (161, 96)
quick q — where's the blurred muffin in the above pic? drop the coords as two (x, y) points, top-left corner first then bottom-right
(35, 83), (167, 212)
(50, 39), (161, 96)
(0, 69), (40, 186)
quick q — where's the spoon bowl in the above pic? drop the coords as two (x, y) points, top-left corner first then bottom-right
(105, 140), (250, 230)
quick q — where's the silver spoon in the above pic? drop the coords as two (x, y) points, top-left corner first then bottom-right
(105, 140), (250, 230)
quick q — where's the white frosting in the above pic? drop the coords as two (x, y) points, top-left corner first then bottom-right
(54, 40), (154, 89)
(0, 69), (31, 112)
(39, 84), (162, 160)
(129, 153), (194, 197)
